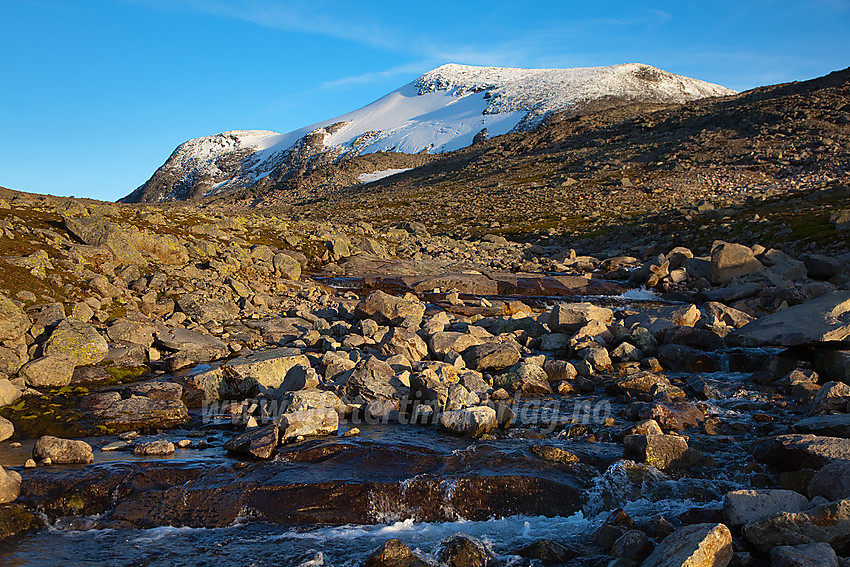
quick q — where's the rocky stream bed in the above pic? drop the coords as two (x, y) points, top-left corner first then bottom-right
(0, 202), (848, 566)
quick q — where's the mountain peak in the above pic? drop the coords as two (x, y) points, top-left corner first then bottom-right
(124, 63), (736, 203)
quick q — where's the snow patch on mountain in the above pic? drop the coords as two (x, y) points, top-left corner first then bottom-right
(357, 168), (414, 184)
(127, 63), (736, 203)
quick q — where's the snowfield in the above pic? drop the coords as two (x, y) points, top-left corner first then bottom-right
(134, 63), (737, 201)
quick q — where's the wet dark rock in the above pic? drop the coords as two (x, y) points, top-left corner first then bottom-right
(19, 441), (589, 527)
(611, 529), (654, 564)
(639, 402), (704, 432)
(364, 539), (428, 567)
(531, 445), (579, 464)
(623, 434), (699, 470)
(751, 434), (850, 471)
(224, 425), (279, 459)
(770, 542), (839, 567)
(663, 326), (725, 351)
(808, 462), (850, 501)
(517, 539), (576, 563)
(795, 415), (850, 438)
(33, 435), (94, 464)
(0, 503), (45, 539)
(437, 534), (500, 567)
(657, 344), (723, 372)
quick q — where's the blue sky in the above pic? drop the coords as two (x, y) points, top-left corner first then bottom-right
(1, 0), (848, 202)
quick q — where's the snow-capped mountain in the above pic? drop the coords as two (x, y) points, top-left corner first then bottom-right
(123, 63), (736, 203)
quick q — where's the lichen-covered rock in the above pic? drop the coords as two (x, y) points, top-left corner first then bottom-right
(0, 378), (22, 407)
(177, 293), (239, 324)
(44, 318), (109, 366)
(0, 295), (30, 342)
(273, 253), (302, 280)
(624, 434), (698, 470)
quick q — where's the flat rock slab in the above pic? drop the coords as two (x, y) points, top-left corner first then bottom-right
(20, 440), (591, 528)
(751, 434), (850, 470)
(729, 291), (850, 347)
(743, 498), (850, 553)
(794, 415), (850, 438)
(723, 489), (812, 528)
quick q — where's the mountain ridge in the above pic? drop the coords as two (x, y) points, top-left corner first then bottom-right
(122, 63), (735, 203)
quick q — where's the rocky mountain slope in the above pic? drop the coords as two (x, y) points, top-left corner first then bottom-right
(123, 63), (734, 203)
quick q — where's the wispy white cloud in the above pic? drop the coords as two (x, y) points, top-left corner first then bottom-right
(318, 61), (434, 89)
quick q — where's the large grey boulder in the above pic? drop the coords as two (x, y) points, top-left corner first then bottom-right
(729, 292), (850, 347)
(379, 327), (428, 362)
(623, 434), (697, 470)
(222, 348), (312, 398)
(439, 406), (497, 437)
(640, 523), (732, 567)
(353, 290), (424, 326)
(794, 414), (850, 438)
(44, 318), (109, 366)
(462, 342), (520, 372)
(177, 293), (239, 324)
(106, 319), (156, 347)
(743, 498), (850, 552)
(0, 295), (30, 342)
(155, 328), (230, 369)
(33, 435), (94, 464)
(709, 241), (764, 285)
(723, 489), (811, 528)
(273, 253), (301, 280)
(770, 542), (839, 567)
(809, 462), (850, 501)
(18, 354), (76, 388)
(278, 407), (339, 442)
(0, 378), (22, 407)
(0, 416), (13, 442)
(548, 302), (613, 334)
(340, 356), (405, 404)
(0, 465), (22, 504)
(751, 434), (850, 470)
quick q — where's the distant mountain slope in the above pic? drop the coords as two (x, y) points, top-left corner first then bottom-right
(122, 63), (735, 203)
